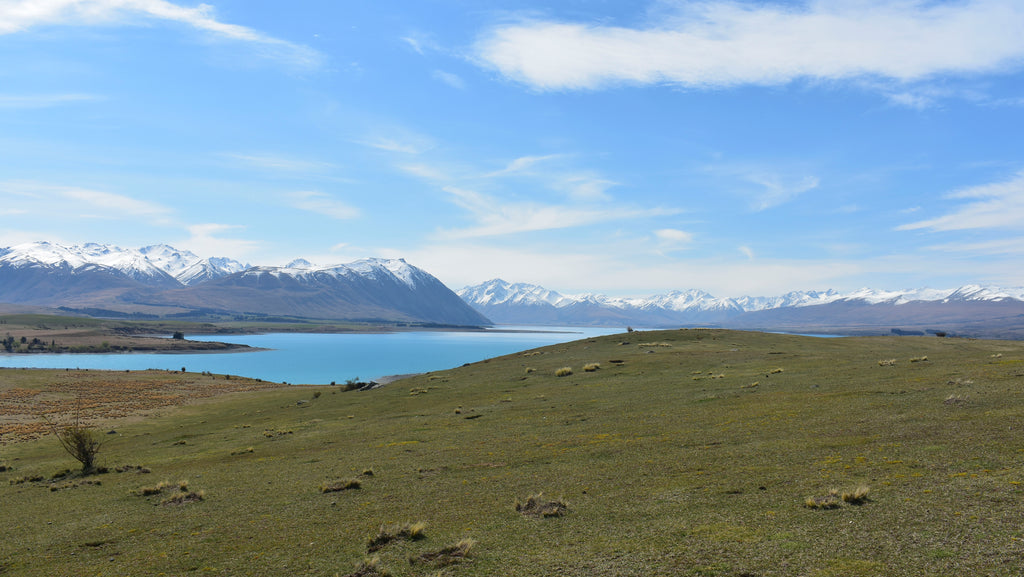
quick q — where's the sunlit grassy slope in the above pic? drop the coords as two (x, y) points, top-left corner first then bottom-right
(2, 329), (1023, 576)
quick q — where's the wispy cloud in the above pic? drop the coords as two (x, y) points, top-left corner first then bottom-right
(225, 153), (335, 173)
(898, 171), (1024, 231)
(0, 93), (101, 108)
(433, 70), (466, 89)
(399, 163), (450, 181)
(748, 174), (820, 211)
(0, 181), (172, 220)
(0, 0), (321, 68)
(474, 1), (1024, 91)
(654, 228), (694, 251)
(485, 154), (562, 177)
(437, 185), (676, 239)
(181, 223), (261, 259)
(359, 130), (435, 155)
(288, 191), (360, 220)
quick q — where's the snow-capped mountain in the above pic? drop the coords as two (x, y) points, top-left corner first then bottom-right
(0, 242), (249, 287)
(458, 279), (1024, 337)
(0, 242), (489, 325)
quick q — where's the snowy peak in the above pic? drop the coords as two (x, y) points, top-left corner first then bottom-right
(459, 280), (1024, 328)
(0, 241), (248, 286)
(236, 258), (427, 290)
(457, 279), (571, 308)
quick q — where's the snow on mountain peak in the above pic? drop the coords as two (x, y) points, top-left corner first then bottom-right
(0, 241), (247, 286)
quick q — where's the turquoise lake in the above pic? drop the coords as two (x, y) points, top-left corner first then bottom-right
(0, 326), (624, 384)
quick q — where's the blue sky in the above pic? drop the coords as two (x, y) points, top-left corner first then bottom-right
(2, 0), (1023, 297)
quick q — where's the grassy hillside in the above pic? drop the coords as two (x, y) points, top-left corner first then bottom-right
(2, 329), (1023, 576)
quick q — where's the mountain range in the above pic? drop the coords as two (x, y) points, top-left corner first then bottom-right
(0, 242), (488, 326)
(2, 242), (1022, 339)
(457, 279), (1024, 339)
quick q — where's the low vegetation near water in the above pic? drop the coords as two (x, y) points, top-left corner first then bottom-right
(2, 329), (1024, 575)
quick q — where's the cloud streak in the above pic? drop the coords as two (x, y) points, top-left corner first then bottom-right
(288, 191), (360, 220)
(437, 185), (676, 239)
(898, 171), (1024, 232)
(0, 0), (320, 68)
(474, 0), (1024, 91)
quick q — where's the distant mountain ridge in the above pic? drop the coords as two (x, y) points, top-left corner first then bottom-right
(458, 279), (1024, 338)
(0, 242), (489, 325)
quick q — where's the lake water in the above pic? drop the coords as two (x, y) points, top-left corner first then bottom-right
(0, 326), (625, 384)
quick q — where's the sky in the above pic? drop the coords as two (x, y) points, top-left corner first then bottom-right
(1, 0), (1024, 297)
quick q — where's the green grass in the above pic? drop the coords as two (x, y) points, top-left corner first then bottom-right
(2, 329), (1024, 575)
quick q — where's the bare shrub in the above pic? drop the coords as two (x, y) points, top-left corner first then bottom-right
(45, 411), (103, 475)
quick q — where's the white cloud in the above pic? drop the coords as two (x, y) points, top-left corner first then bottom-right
(654, 228), (693, 244)
(485, 154), (562, 177)
(559, 175), (617, 201)
(225, 153), (335, 173)
(288, 191), (360, 220)
(747, 174), (820, 211)
(0, 181), (172, 220)
(738, 245), (755, 260)
(437, 185), (677, 239)
(0, 0), (320, 68)
(433, 70), (466, 89)
(474, 1), (1024, 91)
(399, 163), (451, 181)
(180, 223), (261, 259)
(897, 171), (1024, 231)
(0, 93), (101, 108)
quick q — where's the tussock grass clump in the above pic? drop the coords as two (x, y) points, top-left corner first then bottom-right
(343, 556), (389, 577)
(768, 367), (784, 374)
(805, 490), (841, 510)
(524, 367), (535, 374)
(366, 521), (427, 552)
(161, 490), (204, 506)
(321, 478), (361, 493)
(638, 342), (673, 347)
(516, 493), (569, 518)
(910, 356), (929, 363)
(878, 359), (897, 366)
(583, 363), (601, 372)
(944, 394), (970, 406)
(806, 486), (871, 508)
(842, 485), (871, 505)
(409, 538), (475, 567)
(555, 367), (573, 377)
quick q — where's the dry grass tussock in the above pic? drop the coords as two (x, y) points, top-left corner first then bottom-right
(583, 363), (601, 372)
(878, 359), (897, 366)
(366, 522), (426, 552)
(516, 493), (569, 518)
(409, 538), (475, 567)
(321, 478), (361, 493)
(805, 486), (870, 509)
(343, 556), (389, 577)
(555, 367), (573, 377)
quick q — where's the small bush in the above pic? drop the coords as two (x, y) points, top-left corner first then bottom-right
(555, 367), (573, 377)
(321, 478), (361, 493)
(367, 521), (427, 552)
(410, 538), (475, 567)
(583, 363), (601, 372)
(47, 414), (103, 474)
(516, 493), (569, 518)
